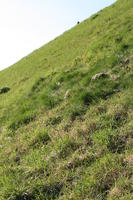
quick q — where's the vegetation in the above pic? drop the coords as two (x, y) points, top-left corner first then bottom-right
(0, 0), (133, 199)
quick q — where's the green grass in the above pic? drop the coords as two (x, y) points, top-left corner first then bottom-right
(0, 0), (133, 199)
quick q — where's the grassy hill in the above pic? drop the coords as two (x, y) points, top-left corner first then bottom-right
(0, 0), (133, 199)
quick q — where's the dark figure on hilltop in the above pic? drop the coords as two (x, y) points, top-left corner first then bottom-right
(77, 21), (80, 24)
(0, 87), (10, 94)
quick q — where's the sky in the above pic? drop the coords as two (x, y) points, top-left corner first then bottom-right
(0, 0), (116, 71)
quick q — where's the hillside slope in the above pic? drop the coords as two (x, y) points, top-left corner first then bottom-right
(0, 0), (133, 199)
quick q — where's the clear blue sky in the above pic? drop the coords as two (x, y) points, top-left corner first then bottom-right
(0, 0), (116, 71)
